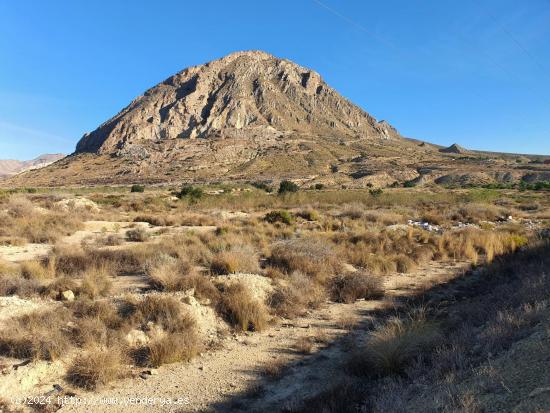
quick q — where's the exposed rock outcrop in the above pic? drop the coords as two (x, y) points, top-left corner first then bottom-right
(76, 51), (400, 155)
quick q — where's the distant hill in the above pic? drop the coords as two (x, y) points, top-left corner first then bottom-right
(439, 143), (469, 154)
(3, 51), (549, 188)
(0, 154), (65, 179)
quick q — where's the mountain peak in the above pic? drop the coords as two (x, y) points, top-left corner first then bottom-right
(76, 51), (399, 154)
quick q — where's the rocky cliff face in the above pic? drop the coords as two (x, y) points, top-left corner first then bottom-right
(76, 51), (400, 155)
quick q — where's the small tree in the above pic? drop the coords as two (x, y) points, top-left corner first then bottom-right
(278, 180), (299, 195)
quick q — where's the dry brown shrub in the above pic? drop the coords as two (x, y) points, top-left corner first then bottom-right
(0, 275), (42, 297)
(294, 336), (314, 354)
(71, 316), (110, 348)
(133, 295), (196, 334)
(393, 254), (417, 273)
(146, 255), (197, 291)
(411, 245), (435, 264)
(268, 271), (326, 318)
(420, 211), (445, 225)
(126, 227), (149, 242)
(348, 310), (442, 377)
(95, 234), (123, 246)
(269, 238), (341, 281)
(217, 282), (268, 332)
(138, 331), (200, 367)
(364, 210), (403, 225)
(79, 266), (113, 298)
(330, 271), (384, 303)
(134, 215), (176, 227)
(210, 245), (259, 275)
(70, 299), (122, 329)
(21, 260), (55, 281)
(44, 276), (79, 299)
(0, 196), (82, 244)
(66, 346), (128, 389)
(453, 203), (507, 224)
(0, 308), (72, 360)
(339, 203), (364, 219)
(363, 254), (397, 275)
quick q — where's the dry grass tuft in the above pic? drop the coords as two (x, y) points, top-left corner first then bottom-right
(268, 271), (326, 318)
(138, 331), (200, 367)
(294, 336), (314, 354)
(79, 266), (113, 298)
(210, 245), (259, 275)
(218, 282), (268, 332)
(348, 310), (442, 377)
(146, 255), (197, 291)
(20, 259), (54, 280)
(270, 238), (341, 281)
(330, 271), (384, 303)
(133, 295), (196, 334)
(393, 254), (417, 273)
(0, 309), (73, 360)
(126, 227), (149, 242)
(66, 346), (127, 389)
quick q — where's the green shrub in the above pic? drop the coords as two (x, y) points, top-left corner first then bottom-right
(177, 185), (204, 201)
(369, 188), (383, 197)
(251, 181), (273, 193)
(264, 210), (294, 225)
(130, 185), (145, 193)
(278, 180), (299, 195)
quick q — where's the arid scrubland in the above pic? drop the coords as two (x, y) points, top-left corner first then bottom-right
(0, 184), (548, 412)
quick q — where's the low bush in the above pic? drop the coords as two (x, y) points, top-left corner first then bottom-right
(146, 255), (197, 291)
(269, 238), (341, 281)
(79, 266), (113, 298)
(133, 295), (196, 334)
(130, 185), (145, 193)
(264, 210), (294, 225)
(0, 309), (73, 360)
(217, 282), (268, 332)
(348, 310), (442, 377)
(330, 272), (384, 303)
(138, 331), (200, 367)
(67, 346), (127, 389)
(393, 254), (417, 273)
(278, 180), (299, 194)
(268, 271), (326, 318)
(297, 209), (320, 221)
(177, 185), (203, 201)
(126, 227), (149, 242)
(210, 245), (259, 275)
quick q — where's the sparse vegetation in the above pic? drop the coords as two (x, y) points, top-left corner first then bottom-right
(0, 184), (547, 412)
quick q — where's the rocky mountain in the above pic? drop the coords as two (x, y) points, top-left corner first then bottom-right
(76, 50), (399, 155)
(3, 51), (548, 187)
(0, 154), (65, 179)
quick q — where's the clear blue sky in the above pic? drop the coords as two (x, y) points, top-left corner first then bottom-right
(1, 0), (549, 159)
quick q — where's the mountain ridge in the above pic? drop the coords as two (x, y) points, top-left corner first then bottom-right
(0, 154), (65, 179)
(3, 51), (549, 188)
